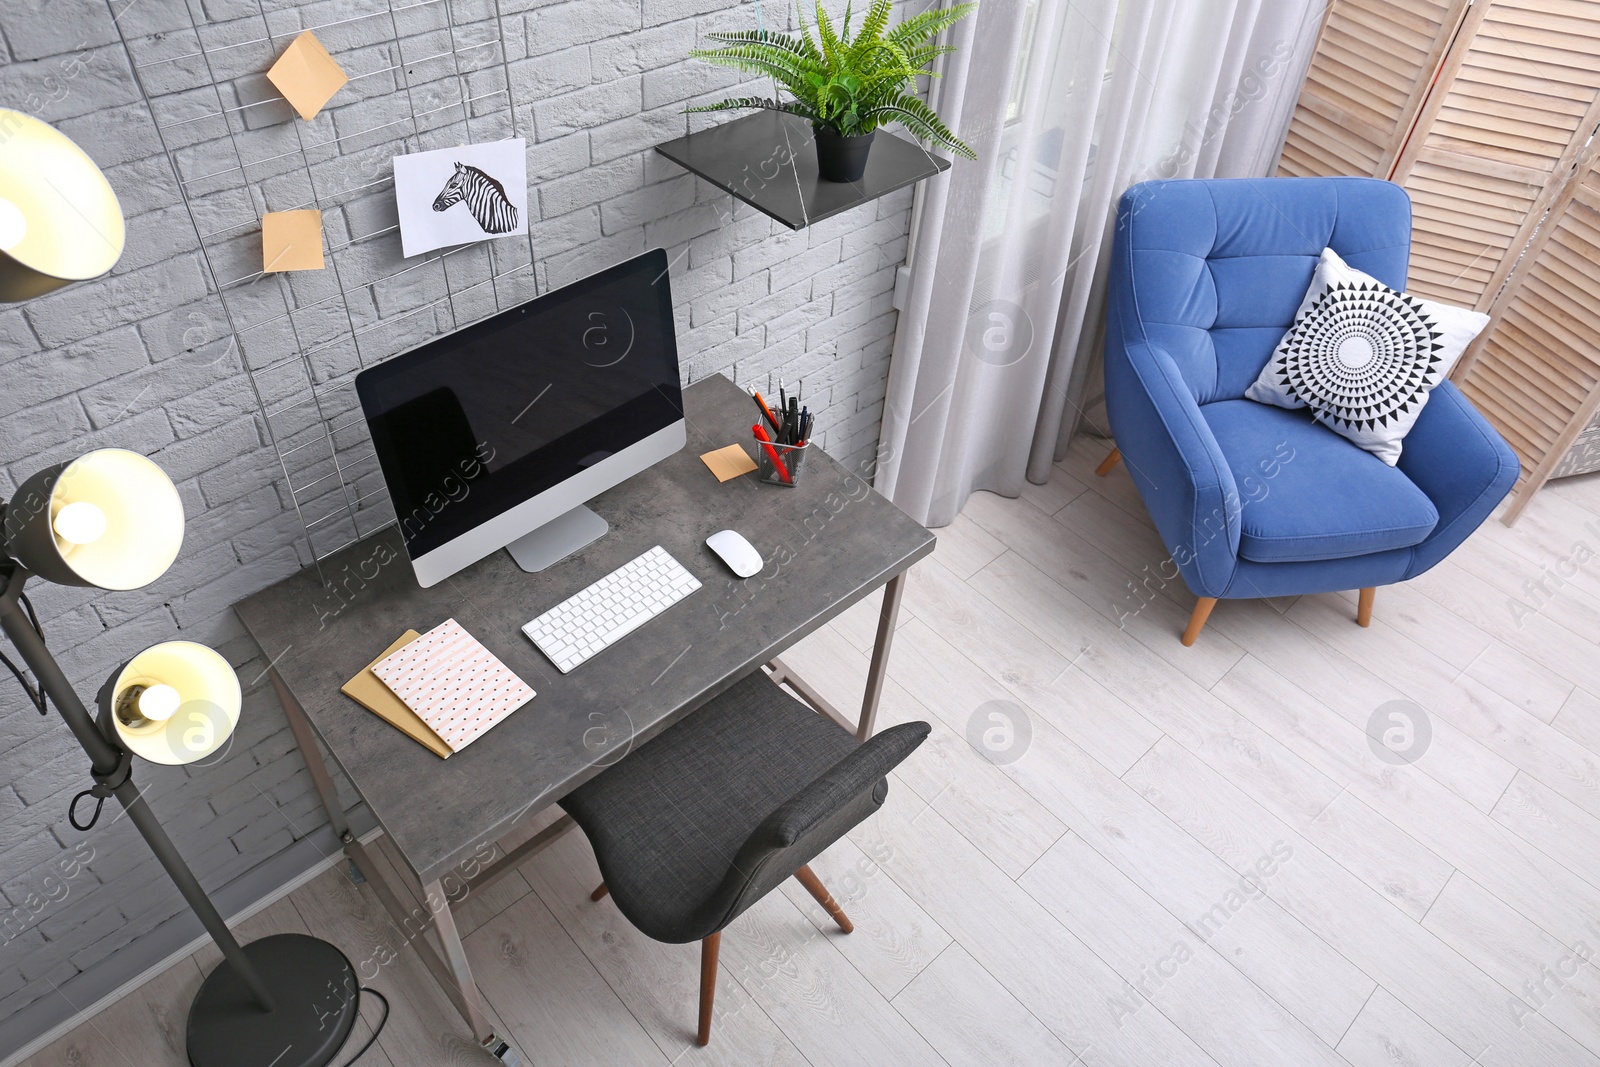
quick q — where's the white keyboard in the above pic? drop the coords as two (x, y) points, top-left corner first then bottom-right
(522, 546), (701, 673)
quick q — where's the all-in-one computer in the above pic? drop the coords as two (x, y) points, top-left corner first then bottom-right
(358, 248), (709, 672)
(357, 248), (685, 588)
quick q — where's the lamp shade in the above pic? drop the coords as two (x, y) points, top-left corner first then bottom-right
(107, 642), (241, 765)
(0, 109), (125, 301)
(2, 449), (184, 590)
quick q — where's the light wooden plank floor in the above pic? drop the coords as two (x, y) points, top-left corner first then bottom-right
(21, 438), (1600, 1067)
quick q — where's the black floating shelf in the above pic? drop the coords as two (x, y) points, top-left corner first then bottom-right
(655, 111), (951, 231)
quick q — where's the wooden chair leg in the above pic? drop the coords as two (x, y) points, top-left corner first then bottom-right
(697, 932), (720, 1046)
(590, 882), (609, 902)
(1181, 597), (1217, 647)
(1095, 447), (1122, 477)
(1357, 587), (1376, 628)
(794, 864), (854, 934)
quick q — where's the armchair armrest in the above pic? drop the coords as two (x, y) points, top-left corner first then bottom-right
(1398, 380), (1519, 579)
(1105, 339), (1241, 598)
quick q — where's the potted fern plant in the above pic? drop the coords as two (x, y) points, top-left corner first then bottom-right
(687, 1), (978, 184)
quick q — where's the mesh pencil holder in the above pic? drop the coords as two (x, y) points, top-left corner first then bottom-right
(757, 441), (809, 486)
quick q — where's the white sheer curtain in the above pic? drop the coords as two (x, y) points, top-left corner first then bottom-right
(876, 0), (1325, 526)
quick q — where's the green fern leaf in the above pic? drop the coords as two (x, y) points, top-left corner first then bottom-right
(816, 6), (844, 70)
(863, 92), (976, 158)
(688, 43), (819, 96)
(704, 30), (824, 67)
(902, 44), (956, 70)
(887, 3), (978, 50)
(847, 0), (894, 66)
(795, 3), (823, 65)
(684, 96), (821, 124)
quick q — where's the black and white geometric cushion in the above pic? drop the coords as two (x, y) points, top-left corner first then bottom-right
(1246, 248), (1490, 464)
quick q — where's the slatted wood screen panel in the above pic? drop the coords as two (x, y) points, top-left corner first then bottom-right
(1391, 0), (1600, 308)
(1458, 165), (1600, 521)
(1277, 0), (1470, 179)
(1277, 0), (1600, 522)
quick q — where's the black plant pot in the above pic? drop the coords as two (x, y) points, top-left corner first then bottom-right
(814, 128), (875, 183)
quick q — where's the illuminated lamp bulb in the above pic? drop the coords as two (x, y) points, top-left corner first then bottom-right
(53, 500), (108, 545)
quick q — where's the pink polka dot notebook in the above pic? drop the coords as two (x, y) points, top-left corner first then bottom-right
(371, 618), (535, 753)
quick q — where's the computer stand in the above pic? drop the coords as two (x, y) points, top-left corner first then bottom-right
(505, 505), (609, 572)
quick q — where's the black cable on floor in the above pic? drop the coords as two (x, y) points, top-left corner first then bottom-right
(333, 987), (390, 1066)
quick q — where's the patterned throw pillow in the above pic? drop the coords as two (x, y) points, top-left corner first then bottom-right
(1245, 248), (1490, 465)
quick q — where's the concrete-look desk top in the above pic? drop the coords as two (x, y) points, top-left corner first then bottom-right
(234, 374), (934, 886)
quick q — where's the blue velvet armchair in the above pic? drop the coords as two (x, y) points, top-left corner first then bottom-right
(1100, 177), (1518, 645)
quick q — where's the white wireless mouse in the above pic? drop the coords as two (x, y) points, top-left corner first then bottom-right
(706, 530), (762, 578)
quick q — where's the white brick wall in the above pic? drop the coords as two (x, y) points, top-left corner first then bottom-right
(0, 0), (928, 1048)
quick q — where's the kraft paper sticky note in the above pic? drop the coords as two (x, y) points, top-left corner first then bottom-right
(261, 209), (324, 272)
(341, 630), (453, 759)
(701, 443), (757, 481)
(266, 31), (348, 121)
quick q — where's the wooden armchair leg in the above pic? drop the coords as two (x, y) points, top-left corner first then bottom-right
(590, 882), (609, 902)
(1095, 447), (1122, 477)
(794, 864), (854, 933)
(697, 932), (720, 1046)
(1182, 597), (1217, 647)
(1357, 587), (1376, 628)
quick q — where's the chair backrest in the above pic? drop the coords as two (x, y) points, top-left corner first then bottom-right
(1106, 177), (1414, 405)
(693, 720), (930, 935)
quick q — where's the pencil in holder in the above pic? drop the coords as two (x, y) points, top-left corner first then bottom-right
(758, 440), (809, 486)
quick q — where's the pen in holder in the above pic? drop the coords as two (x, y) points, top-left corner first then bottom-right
(758, 440), (809, 486)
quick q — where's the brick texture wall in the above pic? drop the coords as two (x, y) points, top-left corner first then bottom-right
(0, 0), (924, 1048)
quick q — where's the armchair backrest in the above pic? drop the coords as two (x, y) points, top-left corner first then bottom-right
(1106, 177), (1413, 404)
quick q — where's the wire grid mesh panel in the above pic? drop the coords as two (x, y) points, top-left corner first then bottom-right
(117, 0), (538, 565)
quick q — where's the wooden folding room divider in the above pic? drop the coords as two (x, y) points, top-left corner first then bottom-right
(1276, 0), (1600, 522)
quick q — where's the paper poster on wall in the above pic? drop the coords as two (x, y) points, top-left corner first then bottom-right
(392, 139), (528, 258)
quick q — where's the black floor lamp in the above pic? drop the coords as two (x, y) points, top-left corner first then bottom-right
(0, 109), (364, 1067)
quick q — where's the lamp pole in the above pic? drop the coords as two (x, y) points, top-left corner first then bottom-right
(0, 108), (368, 1063)
(0, 565), (277, 1012)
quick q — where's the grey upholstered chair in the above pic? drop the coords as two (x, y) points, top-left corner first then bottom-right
(559, 670), (930, 1046)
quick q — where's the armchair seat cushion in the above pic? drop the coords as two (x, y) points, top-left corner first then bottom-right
(1201, 400), (1439, 564)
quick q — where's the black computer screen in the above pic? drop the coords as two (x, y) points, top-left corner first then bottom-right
(357, 248), (683, 557)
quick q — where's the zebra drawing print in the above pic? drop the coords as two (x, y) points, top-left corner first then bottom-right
(431, 162), (519, 234)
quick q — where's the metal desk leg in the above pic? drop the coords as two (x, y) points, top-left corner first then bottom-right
(268, 669), (517, 1060)
(351, 842), (509, 1053)
(425, 878), (496, 1042)
(269, 667), (349, 841)
(766, 658), (855, 735)
(857, 573), (906, 741)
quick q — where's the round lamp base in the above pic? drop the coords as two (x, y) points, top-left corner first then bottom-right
(187, 934), (361, 1067)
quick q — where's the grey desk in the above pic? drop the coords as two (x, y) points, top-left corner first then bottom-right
(234, 374), (934, 1053)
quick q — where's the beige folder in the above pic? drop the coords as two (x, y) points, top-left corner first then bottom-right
(340, 630), (452, 758)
